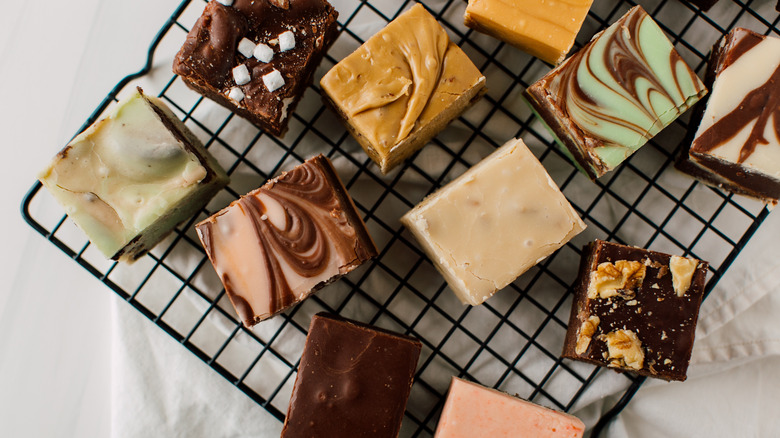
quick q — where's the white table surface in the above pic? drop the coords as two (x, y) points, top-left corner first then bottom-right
(2, 1), (780, 437)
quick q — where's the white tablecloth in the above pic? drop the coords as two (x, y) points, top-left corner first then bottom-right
(2, 1), (779, 437)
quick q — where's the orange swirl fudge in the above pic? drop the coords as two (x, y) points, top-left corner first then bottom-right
(38, 89), (229, 262)
(321, 4), (486, 174)
(524, 6), (707, 180)
(435, 378), (585, 438)
(196, 155), (377, 326)
(401, 138), (586, 306)
(464, 0), (594, 65)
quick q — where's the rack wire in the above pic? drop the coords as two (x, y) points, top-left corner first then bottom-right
(21, 0), (780, 436)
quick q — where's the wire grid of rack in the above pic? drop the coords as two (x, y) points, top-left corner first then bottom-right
(21, 0), (780, 435)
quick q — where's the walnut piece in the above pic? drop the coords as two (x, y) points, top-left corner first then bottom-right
(268, 0), (290, 9)
(670, 255), (698, 297)
(575, 316), (600, 355)
(588, 261), (646, 299)
(601, 330), (644, 370)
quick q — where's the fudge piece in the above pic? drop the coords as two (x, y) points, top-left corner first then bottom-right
(562, 240), (708, 381)
(195, 155), (377, 326)
(281, 313), (422, 438)
(434, 377), (585, 438)
(38, 88), (229, 263)
(524, 6), (707, 180)
(683, 0), (719, 10)
(321, 4), (486, 174)
(464, 0), (594, 65)
(676, 28), (780, 205)
(173, 0), (339, 137)
(401, 138), (586, 306)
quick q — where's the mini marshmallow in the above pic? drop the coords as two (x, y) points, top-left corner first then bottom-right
(237, 38), (256, 58)
(262, 70), (285, 92)
(216, 0), (234, 6)
(228, 87), (245, 102)
(253, 43), (274, 63)
(278, 31), (295, 52)
(232, 64), (250, 86)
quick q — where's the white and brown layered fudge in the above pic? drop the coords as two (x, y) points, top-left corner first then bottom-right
(676, 28), (780, 205)
(38, 89), (229, 263)
(434, 378), (585, 438)
(173, 0), (339, 137)
(320, 4), (486, 174)
(563, 240), (708, 381)
(401, 138), (586, 306)
(281, 313), (422, 438)
(195, 156), (377, 326)
(524, 6), (707, 180)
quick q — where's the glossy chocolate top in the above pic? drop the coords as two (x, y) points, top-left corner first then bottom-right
(282, 313), (422, 438)
(196, 156), (377, 326)
(173, 0), (338, 129)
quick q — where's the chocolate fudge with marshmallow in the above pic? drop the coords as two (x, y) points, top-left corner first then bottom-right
(173, 0), (339, 137)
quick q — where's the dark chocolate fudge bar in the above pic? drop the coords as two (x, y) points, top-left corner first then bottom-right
(563, 240), (708, 381)
(676, 28), (780, 205)
(173, 0), (338, 136)
(281, 313), (422, 438)
(196, 155), (377, 327)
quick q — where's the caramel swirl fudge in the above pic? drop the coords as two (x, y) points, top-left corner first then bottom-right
(321, 4), (486, 173)
(402, 138), (586, 306)
(464, 0), (594, 65)
(173, 0), (339, 136)
(38, 89), (229, 262)
(434, 377), (585, 438)
(196, 155), (377, 326)
(676, 28), (780, 205)
(524, 6), (707, 180)
(281, 313), (421, 438)
(563, 240), (708, 381)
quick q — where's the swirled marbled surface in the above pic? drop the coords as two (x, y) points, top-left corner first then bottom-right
(196, 156), (377, 326)
(525, 6), (706, 178)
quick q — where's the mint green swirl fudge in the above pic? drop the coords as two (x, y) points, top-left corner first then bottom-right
(524, 6), (707, 180)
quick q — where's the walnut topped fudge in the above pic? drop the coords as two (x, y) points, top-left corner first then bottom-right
(562, 240), (708, 381)
(173, 0), (339, 136)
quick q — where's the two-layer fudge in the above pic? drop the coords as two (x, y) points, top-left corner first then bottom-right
(173, 0), (339, 136)
(434, 378), (585, 438)
(401, 138), (586, 306)
(524, 6), (707, 180)
(39, 88), (229, 262)
(464, 0), (594, 65)
(321, 4), (486, 174)
(196, 155), (377, 326)
(281, 313), (422, 438)
(676, 28), (780, 205)
(563, 240), (708, 381)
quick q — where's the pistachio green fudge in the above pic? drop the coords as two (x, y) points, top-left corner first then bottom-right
(39, 89), (229, 262)
(524, 6), (707, 180)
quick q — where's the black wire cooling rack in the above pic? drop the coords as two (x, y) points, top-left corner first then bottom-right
(22, 0), (780, 436)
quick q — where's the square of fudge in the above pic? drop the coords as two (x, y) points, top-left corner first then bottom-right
(38, 88), (229, 263)
(281, 313), (422, 438)
(676, 28), (780, 205)
(435, 377), (585, 438)
(562, 240), (708, 381)
(523, 6), (707, 180)
(401, 138), (586, 306)
(320, 4), (486, 174)
(172, 0), (339, 137)
(464, 0), (594, 65)
(195, 155), (377, 326)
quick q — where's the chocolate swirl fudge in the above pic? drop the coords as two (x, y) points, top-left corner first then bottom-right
(524, 6), (707, 180)
(173, 0), (339, 137)
(676, 28), (780, 205)
(196, 155), (377, 326)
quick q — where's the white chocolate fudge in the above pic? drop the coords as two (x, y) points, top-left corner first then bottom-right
(38, 89), (229, 262)
(401, 138), (586, 305)
(434, 378), (585, 438)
